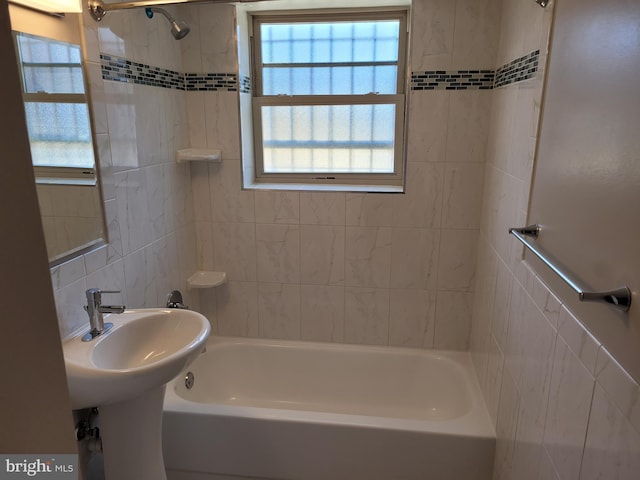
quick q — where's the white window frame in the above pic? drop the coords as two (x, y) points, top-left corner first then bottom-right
(250, 8), (409, 189)
(14, 32), (97, 185)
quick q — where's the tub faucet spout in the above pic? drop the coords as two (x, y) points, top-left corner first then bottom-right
(83, 288), (125, 342)
(166, 290), (189, 309)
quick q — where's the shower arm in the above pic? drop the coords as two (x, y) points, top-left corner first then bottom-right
(89, 0), (268, 22)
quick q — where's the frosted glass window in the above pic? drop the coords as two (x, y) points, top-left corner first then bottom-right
(17, 34), (84, 94)
(22, 65), (85, 94)
(25, 103), (94, 168)
(263, 65), (397, 95)
(15, 33), (96, 175)
(252, 10), (407, 186)
(261, 21), (399, 64)
(261, 104), (396, 173)
(260, 20), (400, 96)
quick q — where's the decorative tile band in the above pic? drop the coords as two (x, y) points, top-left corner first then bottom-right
(411, 70), (495, 90)
(240, 75), (251, 94)
(100, 54), (184, 90)
(410, 50), (540, 91)
(494, 50), (540, 88)
(102, 49), (539, 93)
(100, 54), (244, 92)
(185, 73), (237, 91)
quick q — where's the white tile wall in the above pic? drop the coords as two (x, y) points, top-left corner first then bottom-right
(212, 222), (257, 281)
(344, 226), (392, 288)
(188, 0), (502, 349)
(388, 289), (436, 348)
(543, 336), (594, 480)
(470, 1), (640, 480)
(299, 192), (346, 225)
(344, 287), (390, 345)
(300, 225), (345, 286)
(257, 283), (301, 339)
(406, 91), (449, 163)
(580, 384), (640, 480)
(434, 290), (474, 350)
(50, 3), (198, 340)
(300, 285), (345, 342)
(255, 224), (301, 284)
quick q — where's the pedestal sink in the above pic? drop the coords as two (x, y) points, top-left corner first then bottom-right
(63, 308), (210, 480)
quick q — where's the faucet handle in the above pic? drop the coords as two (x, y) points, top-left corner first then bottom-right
(166, 290), (188, 309)
(85, 288), (122, 306)
(86, 288), (120, 297)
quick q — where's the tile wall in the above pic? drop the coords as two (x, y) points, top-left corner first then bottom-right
(469, 0), (640, 479)
(184, 0), (501, 350)
(50, 5), (199, 340)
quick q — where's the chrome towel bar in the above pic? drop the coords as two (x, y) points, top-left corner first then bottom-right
(509, 225), (632, 312)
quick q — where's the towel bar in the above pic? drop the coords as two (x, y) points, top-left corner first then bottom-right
(509, 225), (631, 312)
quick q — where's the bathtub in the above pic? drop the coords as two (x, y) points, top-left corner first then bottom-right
(163, 337), (495, 480)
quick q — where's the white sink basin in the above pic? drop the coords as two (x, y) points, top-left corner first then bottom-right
(63, 308), (210, 410)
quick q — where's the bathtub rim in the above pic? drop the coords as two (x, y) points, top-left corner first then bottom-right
(164, 336), (496, 440)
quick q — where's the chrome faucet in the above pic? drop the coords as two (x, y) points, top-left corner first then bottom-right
(82, 288), (126, 342)
(166, 290), (188, 309)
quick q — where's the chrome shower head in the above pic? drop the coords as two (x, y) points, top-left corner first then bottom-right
(145, 7), (191, 40)
(170, 19), (190, 40)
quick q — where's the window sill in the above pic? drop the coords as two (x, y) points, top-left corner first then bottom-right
(35, 177), (97, 186)
(242, 180), (404, 194)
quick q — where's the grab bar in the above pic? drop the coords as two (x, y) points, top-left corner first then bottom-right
(509, 225), (632, 312)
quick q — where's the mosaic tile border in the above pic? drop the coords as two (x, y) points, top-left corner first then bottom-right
(494, 49), (540, 88)
(411, 70), (494, 90)
(101, 54), (184, 90)
(101, 49), (539, 94)
(410, 50), (540, 91)
(185, 73), (237, 91)
(100, 54), (243, 92)
(239, 75), (251, 94)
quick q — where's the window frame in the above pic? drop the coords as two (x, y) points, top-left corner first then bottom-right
(250, 8), (409, 188)
(13, 32), (97, 185)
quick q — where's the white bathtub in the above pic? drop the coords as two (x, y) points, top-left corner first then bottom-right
(163, 337), (495, 480)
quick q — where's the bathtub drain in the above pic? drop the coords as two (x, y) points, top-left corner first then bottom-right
(185, 371), (195, 389)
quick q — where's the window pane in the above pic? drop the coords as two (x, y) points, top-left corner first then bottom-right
(263, 65), (397, 95)
(253, 12), (406, 184)
(22, 65), (85, 94)
(261, 104), (395, 174)
(24, 102), (95, 169)
(17, 33), (84, 95)
(260, 20), (400, 65)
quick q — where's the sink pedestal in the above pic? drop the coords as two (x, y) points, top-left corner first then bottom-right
(100, 386), (167, 480)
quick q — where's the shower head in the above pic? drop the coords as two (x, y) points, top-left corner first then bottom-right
(145, 7), (190, 40)
(170, 19), (190, 40)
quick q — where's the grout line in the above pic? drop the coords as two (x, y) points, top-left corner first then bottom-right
(576, 378), (598, 480)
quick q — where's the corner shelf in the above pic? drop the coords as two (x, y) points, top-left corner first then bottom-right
(176, 148), (221, 164)
(186, 271), (227, 289)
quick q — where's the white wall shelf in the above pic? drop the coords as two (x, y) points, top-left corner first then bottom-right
(176, 149), (221, 164)
(186, 271), (227, 289)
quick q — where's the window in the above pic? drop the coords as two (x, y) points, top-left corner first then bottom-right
(15, 32), (96, 184)
(251, 9), (408, 189)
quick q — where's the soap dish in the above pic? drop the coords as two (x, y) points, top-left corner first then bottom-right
(186, 271), (227, 289)
(176, 149), (221, 164)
